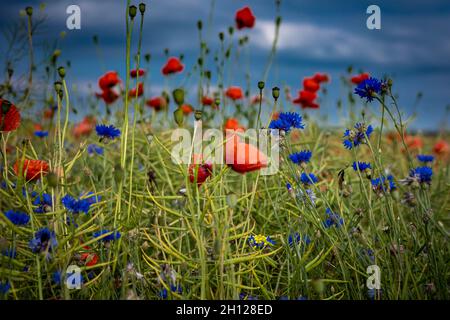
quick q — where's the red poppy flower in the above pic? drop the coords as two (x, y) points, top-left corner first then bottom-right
(96, 89), (119, 105)
(202, 96), (214, 106)
(73, 116), (96, 138)
(303, 78), (320, 92)
(189, 162), (212, 185)
(98, 71), (121, 91)
(433, 140), (449, 155)
(351, 72), (370, 85)
(130, 69), (145, 78)
(293, 90), (316, 103)
(225, 136), (267, 174)
(128, 83), (144, 98)
(404, 135), (423, 151)
(34, 124), (43, 131)
(226, 86), (244, 100)
(181, 104), (194, 115)
(14, 159), (49, 181)
(313, 73), (330, 84)
(43, 107), (55, 119)
(162, 57), (184, 75)
(251, 95), (263, 105)
(146, 97), (167, 111)
(80, 252), (99, 267)
(235, 6), (255, 30)
(224, 118), (245, 132)
(0, 99), (21, 132)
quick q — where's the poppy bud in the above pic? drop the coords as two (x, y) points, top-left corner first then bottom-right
(139, 3), (146, 14)
(219, 32), (224, 41)
(198, 57), (203, 66)
(25, 6), (33, 16)
(173, 107), (184, 126)
(1, 100), (11, 114)
(194, 110), (202, 121)
(144, 53), (151, 63)
(57, 66), (66, 78)
(214, 98), (220, 107)
(54, 81), (63, 94)
(276, 16), (282, 26)
(172, 88), (185, 106)
(7, 68), (13, 78)
(46, 172), (58, 188)
(197, 20), (203, 30)
(93, 35), (99, 44)
(258, 81), (265, 90)
(164, 48), (169, 56)
(204, 70), (211, 79)
(228, 26), (234, 35)
(129, 5), (137, 19)
(272, 87), (280, 101)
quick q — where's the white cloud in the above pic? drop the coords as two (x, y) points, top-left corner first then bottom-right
(251, 19), (450, 66)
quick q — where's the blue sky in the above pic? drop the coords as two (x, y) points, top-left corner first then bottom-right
(1, 0), (449, 130)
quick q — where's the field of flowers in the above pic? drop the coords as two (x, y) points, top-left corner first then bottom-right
(0, 2), (449, 300)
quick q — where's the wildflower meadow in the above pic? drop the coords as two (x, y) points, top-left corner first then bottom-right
(0, 1), (449, 301)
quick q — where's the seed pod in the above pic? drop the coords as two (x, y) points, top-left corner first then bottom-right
(129, 5), (137, 19)
(57, 66), (66, 78)
(219, 32), (224, 41)
(25, 6), (33, 16)
(194, 110), (202, 121)
(258, 81), (265, 90)
(139, 3), (146, 14)
(197, 20), (203, 30)
(272, 87), (280, 100)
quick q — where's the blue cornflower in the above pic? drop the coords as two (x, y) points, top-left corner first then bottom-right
(410, 166), (433, 184)
(288, 233), (311, 247)
(286, 183), (292, 191)
(416, 154), (434, 164)
(240, 293), (259, 300)
(269, 112), (304, 133)
(4, 210), (30, 226)
(52, 271), (62, 285)
(93, 229), (121, 242)
(300, 173), (318, 185)
(323, 208), (344, 228)
(371, 174), (396, 193)
(1, 249), (17, 259)
(0, 281), (11, 295)
(352, 161), (372, 172)
(289, 150), (312, 165)
(159, 284), (182, 298)
(34, 131), (49, 138)
(33, 193), (52, 213)
(343, 123), (374, 150)
(95, 124), (121, 140)
(29, 227), (57, 253)
(62, 193), (100, 215)
(87, 144), (104, 156)
(354, 77), (383, 102)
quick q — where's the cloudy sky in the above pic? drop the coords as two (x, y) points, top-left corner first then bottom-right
(1, 0), (449, 130)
